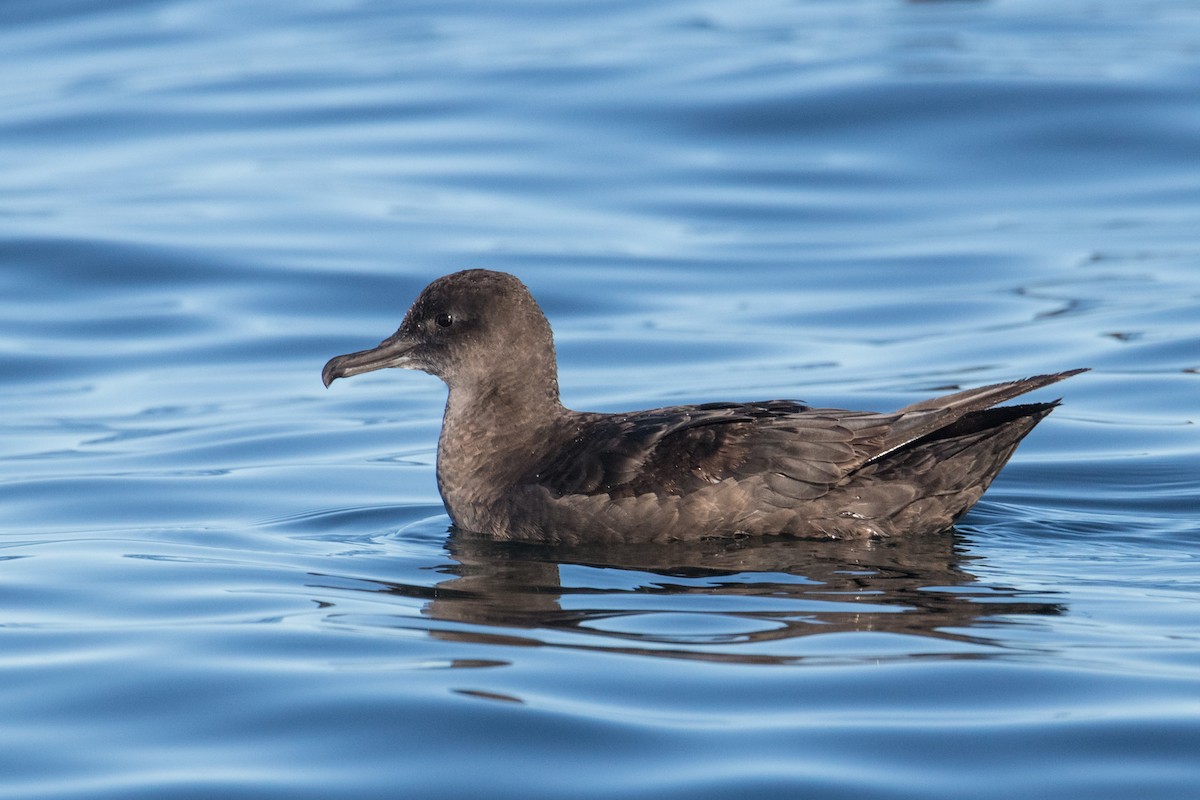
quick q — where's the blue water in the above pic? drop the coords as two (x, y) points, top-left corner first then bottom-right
(2, 1), (1199, 797)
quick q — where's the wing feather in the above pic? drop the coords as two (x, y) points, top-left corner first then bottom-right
(525, 371), (1084, 506)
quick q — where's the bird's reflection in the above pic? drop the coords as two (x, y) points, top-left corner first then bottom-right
(339, 527), (1064, 665)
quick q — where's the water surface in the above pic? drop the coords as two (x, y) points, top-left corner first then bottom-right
(1, 1), (1198, 798)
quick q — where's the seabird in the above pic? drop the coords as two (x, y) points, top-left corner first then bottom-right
(323, 269), (1084, 542)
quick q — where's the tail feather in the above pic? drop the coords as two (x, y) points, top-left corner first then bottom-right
(874, 369), (1086, 458)
(847, 400), (1061, 534)
(913, 400), (1059, 446)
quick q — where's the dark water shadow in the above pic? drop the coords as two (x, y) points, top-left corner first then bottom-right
(333, 527), (1066, 665)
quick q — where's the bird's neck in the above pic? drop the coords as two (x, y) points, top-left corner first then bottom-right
(436, 362), (567, 527)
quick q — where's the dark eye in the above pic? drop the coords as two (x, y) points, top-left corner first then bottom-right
(435, 312), (454, 329)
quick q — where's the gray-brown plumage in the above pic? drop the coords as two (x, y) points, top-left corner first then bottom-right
(323, 269), (1085, 543)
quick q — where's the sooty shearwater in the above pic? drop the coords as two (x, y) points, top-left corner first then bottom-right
(323, 269), (1085, 543)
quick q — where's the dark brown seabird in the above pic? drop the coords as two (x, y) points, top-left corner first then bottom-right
(323, 269), (1085, 543)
